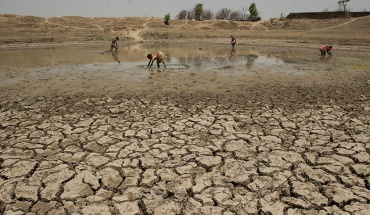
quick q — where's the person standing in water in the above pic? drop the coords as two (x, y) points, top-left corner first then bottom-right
(147, 51), (167, 68)
(230, 35), (237, 57)
(231, 35), (236, 48)
(319, 45), (332, 59)
(110, 36), (119, 51)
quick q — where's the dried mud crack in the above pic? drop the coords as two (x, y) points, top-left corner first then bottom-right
(1, 90), (369, 214)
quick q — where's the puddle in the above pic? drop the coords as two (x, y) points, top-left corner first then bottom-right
(0, 44), (285, 69)
(0, 44), (308, 85)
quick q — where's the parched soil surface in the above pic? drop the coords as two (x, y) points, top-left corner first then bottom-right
(0, 15), (370, 214)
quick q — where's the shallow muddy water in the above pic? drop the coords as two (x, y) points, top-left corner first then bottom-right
(0, 44), (286, 69)
(0, 43), (346, 86)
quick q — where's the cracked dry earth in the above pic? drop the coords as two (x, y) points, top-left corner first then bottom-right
(0, 92), (370, 215)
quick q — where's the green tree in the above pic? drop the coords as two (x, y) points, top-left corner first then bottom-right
(194, 3), (203, 21)
(164, 13), (170, 25)
(248, 3), (259, 21)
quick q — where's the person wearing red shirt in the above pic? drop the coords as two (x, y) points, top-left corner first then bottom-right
(319, 45), (332, 58)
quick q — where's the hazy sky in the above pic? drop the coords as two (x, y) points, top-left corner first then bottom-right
(1, 0), (369, 19)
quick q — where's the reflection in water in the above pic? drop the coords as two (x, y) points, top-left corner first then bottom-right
(0, 44), (297, 87)
(0, 44), (285, 71)
(50, 47), (56, 65)
(143, 43), (169, 50)
(111, 51), (120, 63)
(230, 47), (236, 58)
(178, 57), (204, 69)
(319, 56), (332, 64)
(176, 53), (280, 70)
(246, 54), (258, 69)
(135, 42), (279, 70)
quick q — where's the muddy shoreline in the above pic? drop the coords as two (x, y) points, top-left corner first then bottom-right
(1, 42), (369, 108)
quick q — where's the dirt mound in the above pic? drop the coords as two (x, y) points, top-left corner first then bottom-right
(211, 20), (240, 29)
(0, 15), (369, 47)
(264, 16), (370, 31)
(0, 14), (45, 29)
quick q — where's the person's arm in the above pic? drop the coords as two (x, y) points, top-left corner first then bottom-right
(327, 50), (332, 56)
(148, 60), (154, 68)
(150, 55), (157, 68)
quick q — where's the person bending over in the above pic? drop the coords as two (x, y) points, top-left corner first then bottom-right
(147, 51), (167, 68)
(319, 45), (332, 58)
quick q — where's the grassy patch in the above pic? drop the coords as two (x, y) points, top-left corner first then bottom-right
(350, 64), (370, 69)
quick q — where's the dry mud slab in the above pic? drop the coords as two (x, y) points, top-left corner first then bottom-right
(1, 69), (370, 214)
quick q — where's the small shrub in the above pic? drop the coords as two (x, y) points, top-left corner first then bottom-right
(164, 13), (170, 25)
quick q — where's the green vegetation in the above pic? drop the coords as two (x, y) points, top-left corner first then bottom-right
(248, 3), (259, 21)
(164, 13), (170, 25)
(350, 64), (370, 69)
(143, 31), (169, 39)
(175, 3), (258, 21)
(194, 4), (203, 21)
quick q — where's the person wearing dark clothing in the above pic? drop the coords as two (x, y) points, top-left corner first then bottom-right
(110, 36), (119, 51)
(231, 35), (236, 48)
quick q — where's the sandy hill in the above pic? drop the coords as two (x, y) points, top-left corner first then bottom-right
(0, 14), (369, 47)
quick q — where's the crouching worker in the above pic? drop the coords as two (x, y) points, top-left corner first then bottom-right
(147, 51), (167, 68)
(319, 45), (332, 58)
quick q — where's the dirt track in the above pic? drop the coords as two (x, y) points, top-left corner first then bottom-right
(0, 15), (370, 214)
